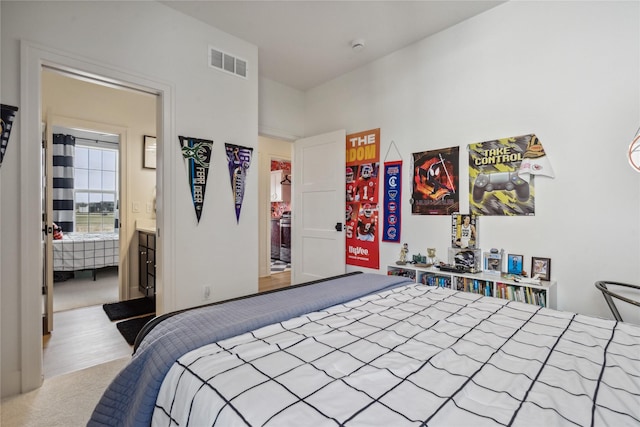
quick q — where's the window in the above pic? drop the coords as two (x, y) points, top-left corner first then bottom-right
(74, 144), (118, 233)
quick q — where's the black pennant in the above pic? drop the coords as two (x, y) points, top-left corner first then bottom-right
(1, 104), (19, 167)
(179, 136), (213, 223)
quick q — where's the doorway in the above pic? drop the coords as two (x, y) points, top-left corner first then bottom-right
(258, 135), (293, 288)
(40, 68), (157, 377)
(49, 126), (121, 314)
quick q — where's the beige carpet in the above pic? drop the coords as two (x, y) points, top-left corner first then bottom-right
(0, 356), (129, 427)
(53, 267), (119, 312)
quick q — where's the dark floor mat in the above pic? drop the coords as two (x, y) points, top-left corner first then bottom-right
(116, 315), (155, 345)
(103, 297), (155, 321)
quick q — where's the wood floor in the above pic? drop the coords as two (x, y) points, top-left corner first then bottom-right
(42, 271), (291, 378)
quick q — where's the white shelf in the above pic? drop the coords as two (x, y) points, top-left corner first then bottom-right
(387, 264), (557, 309)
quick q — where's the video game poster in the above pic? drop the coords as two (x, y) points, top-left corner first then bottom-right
(345, 128), (380, 269)
(225, 143), (253, 223)
(411, 146), (459, 215)
(179, 136), (213, 223)
(469, 135), (534, 216)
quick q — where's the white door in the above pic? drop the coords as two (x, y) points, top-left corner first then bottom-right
(292, 130), (346, 284)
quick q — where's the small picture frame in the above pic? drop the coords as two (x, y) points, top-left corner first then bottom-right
(144, 135), (157, 169)
(531, 257), (551, 281)
(507, 254), (524, 275)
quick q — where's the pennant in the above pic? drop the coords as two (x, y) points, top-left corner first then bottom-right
(1, 104), (19, 167)
(225, 143), (253, 223)
(518, 134), (555, 182)
(179, 136), (213, 223)
(382, 161), (402, 242)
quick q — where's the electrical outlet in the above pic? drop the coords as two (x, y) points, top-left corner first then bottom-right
(146, 202), (153, 213)
(202, 285), (212, 300)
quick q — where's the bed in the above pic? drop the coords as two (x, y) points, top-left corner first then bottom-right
(52, 232), (119, 279)
(89, 272), (640, 426)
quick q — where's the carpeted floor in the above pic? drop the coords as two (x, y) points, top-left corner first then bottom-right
(53, 267), (118, 312)
(1, 356), (129, 427)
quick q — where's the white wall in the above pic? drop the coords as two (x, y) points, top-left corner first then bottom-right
(304, 1), (640, 321)
(259, 77), (305, 140)
(1, 0), (258, 397)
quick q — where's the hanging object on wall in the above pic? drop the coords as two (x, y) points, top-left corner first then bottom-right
(225, 143), (253, 223)
(382, 140), (403, 243)
(628, 127), (640, 172)
(518, 134), (555, 181)
(469, 134), (534, 216)
(0, 104), (19, 167)
(179, 136), (213, 223)
(345, 128), (380, 269)
(411, 146), (459, 215)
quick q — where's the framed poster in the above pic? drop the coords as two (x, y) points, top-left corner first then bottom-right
(411, 146), (459, 215)
(451, 213), (478, 248)
(507, 254), (524, 275)
(531, 257), (551, 281)
(144, 135), (157, 169)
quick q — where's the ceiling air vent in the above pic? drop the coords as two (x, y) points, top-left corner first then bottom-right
(209, 46), (248, 80)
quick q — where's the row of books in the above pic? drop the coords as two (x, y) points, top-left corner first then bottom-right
(421, 274), (451, 288)
(496, 282), (546, 307)
(454, 277), (492, 296)
(387, 269), (416, 280)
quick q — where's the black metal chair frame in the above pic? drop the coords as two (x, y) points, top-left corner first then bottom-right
(595, 280), (640, 322)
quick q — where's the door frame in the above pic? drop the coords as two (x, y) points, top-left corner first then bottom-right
(20, 40), (175, 392)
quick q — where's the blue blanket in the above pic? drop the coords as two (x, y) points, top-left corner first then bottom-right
(88, 273), (413, 426)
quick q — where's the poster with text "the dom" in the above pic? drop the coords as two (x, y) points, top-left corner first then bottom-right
(345, 128), (380, 269)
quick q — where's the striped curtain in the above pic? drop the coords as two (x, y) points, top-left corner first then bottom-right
(53, 134), (75, 232)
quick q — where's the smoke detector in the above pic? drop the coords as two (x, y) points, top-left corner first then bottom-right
(351, 39), (365, 52)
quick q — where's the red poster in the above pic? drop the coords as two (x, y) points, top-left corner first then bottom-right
(345, 128), (380, 269)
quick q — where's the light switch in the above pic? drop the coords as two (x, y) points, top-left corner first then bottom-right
(133, 201), (141, 213)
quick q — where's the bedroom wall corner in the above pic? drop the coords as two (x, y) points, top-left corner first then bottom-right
(302, 0), (640, 320)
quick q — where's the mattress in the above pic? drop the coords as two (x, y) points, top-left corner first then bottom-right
(52, 232), (119, 271)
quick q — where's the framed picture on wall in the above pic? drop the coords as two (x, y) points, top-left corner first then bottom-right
(144, 135), (157, 169)
(531, 257), (551, 281)
(507, 254), (523, 275)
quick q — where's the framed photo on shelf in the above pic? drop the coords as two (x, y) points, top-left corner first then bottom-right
(531, 257), (551, 281)
(144, 135), (157, 169)
(507, 254), (524, 275)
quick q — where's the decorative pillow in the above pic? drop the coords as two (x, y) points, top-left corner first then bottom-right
(53, 223), (63, 240)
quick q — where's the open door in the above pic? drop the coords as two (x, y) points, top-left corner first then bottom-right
(292, 130), (346, 284)
(42, 120), (54, 334)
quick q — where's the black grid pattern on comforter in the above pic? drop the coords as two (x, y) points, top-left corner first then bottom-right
(152, 284), (640, 426)
(52, 232), (119, 271)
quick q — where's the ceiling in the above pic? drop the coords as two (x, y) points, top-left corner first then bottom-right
(161, 1), (506, 91)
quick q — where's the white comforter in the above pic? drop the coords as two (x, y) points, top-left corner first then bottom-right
(153, 284), (640, 426)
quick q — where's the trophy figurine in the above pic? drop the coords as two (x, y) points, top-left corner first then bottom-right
(426, 248), (438, 267)
(396, 243), (409, 265)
